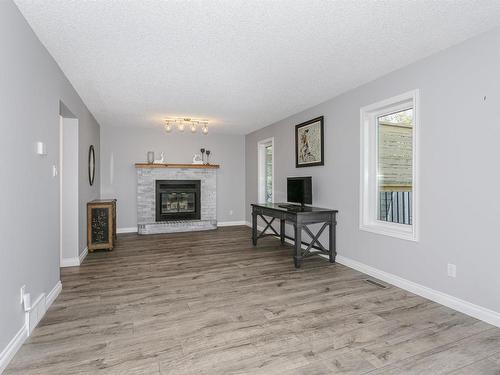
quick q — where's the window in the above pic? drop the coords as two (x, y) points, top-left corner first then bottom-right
(258, 138), (274, 203)
(360, 90), (418, 241)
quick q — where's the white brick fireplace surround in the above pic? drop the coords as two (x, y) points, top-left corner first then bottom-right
(136, 164), (217, 234)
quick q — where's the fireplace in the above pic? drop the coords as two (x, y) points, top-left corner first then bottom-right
(155, 180), (201, 221)
(137, 165), (217, 234)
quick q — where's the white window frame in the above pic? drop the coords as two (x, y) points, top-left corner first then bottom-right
(257, 137), (274, 204)
(359, 90), (419, 241)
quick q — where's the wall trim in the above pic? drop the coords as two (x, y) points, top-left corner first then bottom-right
(218, 221), (247, 227)
(79, 247), (88, 264)
(117, 227), (138, 234)
(60, 256), (80, 267)
(0, 280), (62, 373)
(61, 248), (87, 267)
(334, 255), (500, 328)
(46, 281), (62, 308)
(0, 324), (27, 374)
(245, 221), (500, 328)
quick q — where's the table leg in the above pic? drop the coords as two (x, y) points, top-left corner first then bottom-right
(329, 217), (337, 263)
(294, 224), (303, 268)
(252, 211), (257, 246)
(280, 219), (285, 245)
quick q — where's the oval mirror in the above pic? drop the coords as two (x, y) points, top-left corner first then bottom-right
(88, 145), (95, 186)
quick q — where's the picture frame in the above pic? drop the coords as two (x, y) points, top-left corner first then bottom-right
(295, 116), (324, 168)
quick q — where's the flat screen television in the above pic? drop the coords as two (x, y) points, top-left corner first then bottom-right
(287, 177), (312, 206)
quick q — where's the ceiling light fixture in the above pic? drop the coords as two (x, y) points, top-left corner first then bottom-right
(164, 118), (209, 135)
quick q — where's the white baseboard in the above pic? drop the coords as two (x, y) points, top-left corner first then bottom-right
(0, 324), (27, 374)
(117, 227), (138, 234)
(61, 248), (88, 268)
(60, 257), (80, 267)
(247, 221), (500, 328)
(46, 281), (62, 308)
(335, 255), (500, 328)
(0, 280), (62, 373)
(79, 247), (88, 264)
(218, 221), (247, 227)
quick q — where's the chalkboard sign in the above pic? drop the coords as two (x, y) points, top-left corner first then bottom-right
(87, 200), (116, 251)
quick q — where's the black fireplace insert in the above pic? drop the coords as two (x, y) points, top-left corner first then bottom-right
(155, 180), (201, 221)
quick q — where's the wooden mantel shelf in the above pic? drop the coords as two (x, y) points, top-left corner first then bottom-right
(135, 163), (220, 169)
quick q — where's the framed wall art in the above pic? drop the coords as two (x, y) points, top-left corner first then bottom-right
(295, 116), (324, 168)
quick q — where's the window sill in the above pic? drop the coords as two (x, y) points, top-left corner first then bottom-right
(360, 222), (417, 242)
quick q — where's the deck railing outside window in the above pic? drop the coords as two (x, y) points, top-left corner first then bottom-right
(379, 191), (412, 225)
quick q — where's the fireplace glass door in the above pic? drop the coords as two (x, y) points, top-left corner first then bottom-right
(161, 192), (196, 214)
(155, 180), (201, 221)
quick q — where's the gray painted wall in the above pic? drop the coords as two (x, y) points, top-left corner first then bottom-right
(246, 26), (500, 314)
(100, 126), (245, 228)
(0, 0), (100, 351)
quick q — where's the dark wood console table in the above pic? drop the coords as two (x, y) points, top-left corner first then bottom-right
(251, 203), (338, 268)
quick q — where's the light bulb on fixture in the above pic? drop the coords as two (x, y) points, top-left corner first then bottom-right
(163, 118), (208, 134)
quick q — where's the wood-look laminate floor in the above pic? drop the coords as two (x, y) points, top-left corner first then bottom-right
(6, 226), (500, 374)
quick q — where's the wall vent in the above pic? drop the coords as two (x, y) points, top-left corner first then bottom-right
(26, 294), (46, 335)
(364, 279), (388, 289)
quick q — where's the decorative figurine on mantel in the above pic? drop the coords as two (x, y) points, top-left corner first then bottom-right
(200, 148), (206, 163)
(153, 152), (165, 164)
(205, 150), (211, 164)
(192, 154), (203, 164)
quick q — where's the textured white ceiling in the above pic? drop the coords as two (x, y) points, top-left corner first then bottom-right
(15, 0), (500, 134)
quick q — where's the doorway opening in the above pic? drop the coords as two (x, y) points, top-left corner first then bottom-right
(59, 104), (80, 267)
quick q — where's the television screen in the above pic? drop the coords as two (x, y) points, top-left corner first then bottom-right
(287, 177), (312, 205)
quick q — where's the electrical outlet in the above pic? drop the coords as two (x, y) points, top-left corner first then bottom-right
(20, 285), (26, 304)
(447, 263), (457, 278)
(229, 210), (233, 216)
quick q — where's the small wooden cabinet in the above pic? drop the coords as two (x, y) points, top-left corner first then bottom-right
(87, 199), (117, 252)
